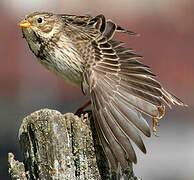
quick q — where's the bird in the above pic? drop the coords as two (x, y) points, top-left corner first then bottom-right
(19, 12), (186, 171)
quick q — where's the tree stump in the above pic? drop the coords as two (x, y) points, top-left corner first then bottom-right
(8, 109), (139, 180)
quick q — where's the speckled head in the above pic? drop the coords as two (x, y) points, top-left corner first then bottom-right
(19, 12), (57, 34)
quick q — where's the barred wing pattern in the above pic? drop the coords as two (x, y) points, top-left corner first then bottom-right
(63, 14), (185, 171)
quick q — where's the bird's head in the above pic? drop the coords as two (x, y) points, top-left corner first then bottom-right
(19, 12), (64, 56)
(19, 12), (61, 38)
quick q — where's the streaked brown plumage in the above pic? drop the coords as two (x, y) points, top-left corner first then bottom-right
(19, 12), (186, 171)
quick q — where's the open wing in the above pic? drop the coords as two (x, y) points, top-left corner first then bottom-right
(81, 14), (185, 171)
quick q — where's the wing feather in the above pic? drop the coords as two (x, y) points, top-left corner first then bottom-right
(93, 110), (119, 171)
(97, 77), (148, 151)
(103, 21), (117, 40)
(77, 14), (186, 171)
(91, 92), (129, 169)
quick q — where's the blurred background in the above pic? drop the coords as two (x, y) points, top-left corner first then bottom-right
(0, 0), (193, 179)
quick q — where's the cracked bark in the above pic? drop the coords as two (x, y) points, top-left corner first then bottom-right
(8, 109), (140, 180)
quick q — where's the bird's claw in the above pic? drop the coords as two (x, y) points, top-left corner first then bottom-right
(158, 107), (165, 117)
(152, 117), (159, 137)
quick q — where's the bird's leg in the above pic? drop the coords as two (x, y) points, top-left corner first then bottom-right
(75, 100), (91, 116)
(152, 117), (159, 136)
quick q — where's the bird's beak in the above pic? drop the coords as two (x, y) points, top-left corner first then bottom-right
(19, 20), (31, 28)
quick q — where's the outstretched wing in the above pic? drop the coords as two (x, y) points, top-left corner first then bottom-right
(80, 14), (185, 171)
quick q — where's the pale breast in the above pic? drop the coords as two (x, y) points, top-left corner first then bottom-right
(23, 28), (85, 88)
(40, 35), (85, 88)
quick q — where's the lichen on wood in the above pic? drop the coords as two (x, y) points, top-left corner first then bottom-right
(8, 109), (139, 180)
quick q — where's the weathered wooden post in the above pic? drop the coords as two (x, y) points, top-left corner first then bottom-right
(8, 109), (139, 180)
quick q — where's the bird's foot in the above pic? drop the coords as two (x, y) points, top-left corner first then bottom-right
(158, 106), (165, 117)
(152, 117), (159, 137)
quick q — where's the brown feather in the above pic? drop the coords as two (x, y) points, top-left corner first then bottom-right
(21, 12), (186, 172)
(103, 21), (117, 40)
(93, 111), (119, 171)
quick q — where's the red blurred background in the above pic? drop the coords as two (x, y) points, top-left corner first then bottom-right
(0, 0), (193, 179)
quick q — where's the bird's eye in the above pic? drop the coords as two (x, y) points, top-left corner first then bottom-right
(37, 17), (43, 23)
